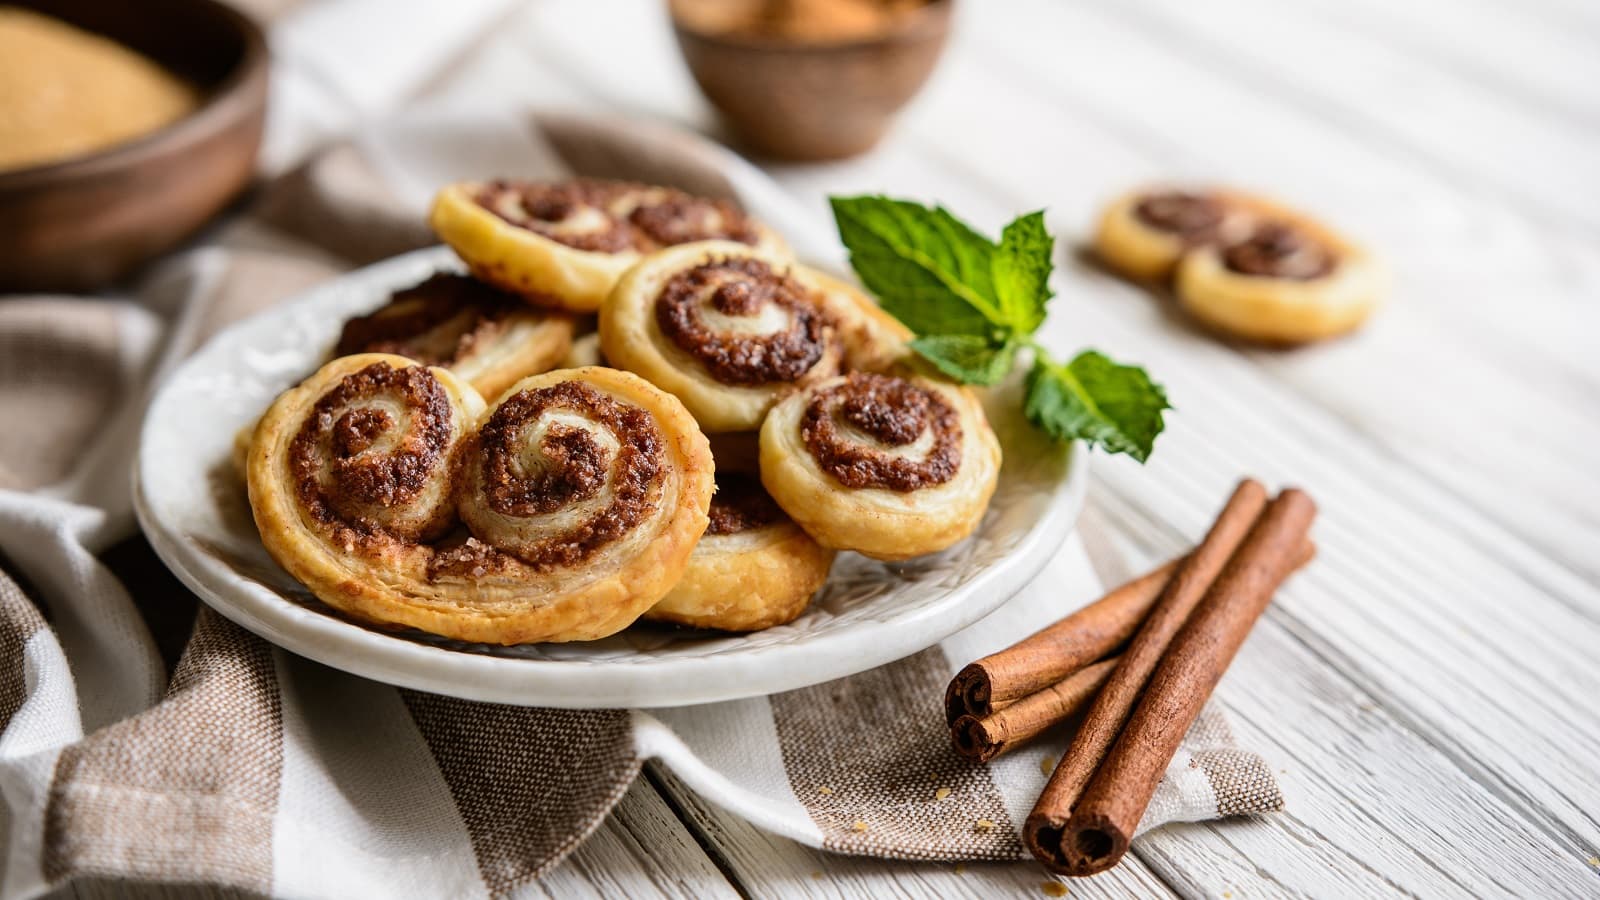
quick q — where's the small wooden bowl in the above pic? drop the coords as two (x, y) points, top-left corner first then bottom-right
(672, 0), (952, 161)
(0, 0), (268, 293)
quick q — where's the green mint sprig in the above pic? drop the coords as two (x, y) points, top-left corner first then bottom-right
(829, 195), (1170, 462)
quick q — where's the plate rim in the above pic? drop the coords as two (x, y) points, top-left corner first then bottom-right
(133, 247), (1089, 708)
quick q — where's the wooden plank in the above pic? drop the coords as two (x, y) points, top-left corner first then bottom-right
(515, 0), (1600, 890)
(533, 780), (742, 899)
(935, 3), (1600, 580)
(1082, 495), (1600, 898)
(1476, 0), (1600, 42)
(1281, 0), (1600, 125)
(495, 2), (1600, 896)
(955, 0), (1599, 384)
(741, 60), (1600, 900)
(646, 765), (1179, 899)
(1099, 0), (1600, 235)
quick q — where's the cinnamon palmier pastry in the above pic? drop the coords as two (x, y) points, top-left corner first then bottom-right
(249, 357), (714, 644)
(1174, 212), (1383, 344)
(599, 241), (846, 432)
(1093, 188), (1254, 281)
(447, 366), (714, 642)
(645, 472), (834, 632)
(760, 372), (1001, 561)
(429, 178), (787, 313)
(248, 353), (485, 633)
(334, 273), (574, 401)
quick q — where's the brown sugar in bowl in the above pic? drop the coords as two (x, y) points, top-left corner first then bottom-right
(671, 0), (953, 161)
(0, 0), (268, 293)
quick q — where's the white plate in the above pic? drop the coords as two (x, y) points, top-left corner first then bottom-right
(135, 246), (1087, 708)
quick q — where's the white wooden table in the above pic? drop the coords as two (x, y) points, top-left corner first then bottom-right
(97, 0), (1600, 895)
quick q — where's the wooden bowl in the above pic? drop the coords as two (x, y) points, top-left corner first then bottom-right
(671, 0), (952, 161)
(0, 0), (268, 293)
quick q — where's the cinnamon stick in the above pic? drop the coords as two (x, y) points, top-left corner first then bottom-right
(1055, 489), (1317, 876)
(945, 559), (1180, 726)
(952, 657), (1120, 762)
(951, 540), (1314, 764)
(1024, 478), (1269, 869)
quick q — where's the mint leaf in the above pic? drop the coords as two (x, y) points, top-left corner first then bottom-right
(831, 194), (1168, 461)
(909, 335), (1018, 386)
(830, 195), (1004, 337)
(1024, 351), (1171, 462)
(831, 196), (1059, 342)
(994, 211), (1054, 334)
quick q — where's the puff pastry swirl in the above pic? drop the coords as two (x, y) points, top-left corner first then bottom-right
(760, 372), (1001, 561)
(335, 273), (574, 401)
(599, 241), (846, 432)
(248, 356), (714, 644)
(1093, 188), (1254, 282)
(1175, 211), (1383, 344)
(429, 178), (787, 313)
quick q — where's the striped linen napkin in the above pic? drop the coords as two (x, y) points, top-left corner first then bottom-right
(0, 105), (1283, 899)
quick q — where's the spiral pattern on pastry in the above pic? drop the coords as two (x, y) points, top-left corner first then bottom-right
(1093, 187), (1254, 281)
(248, 358), (713, 644)
(446, 366), (715, 641)
(645, 472), (835, 632)
(279, 356), (476, 544)
(1174, 210), (1383, 345)
(759, 372), (1001, 561)
(600, 241), (846, 432)
(248, 354), (482, 626)
(428, 178), (788, 313)
(335, 272), (574, 401)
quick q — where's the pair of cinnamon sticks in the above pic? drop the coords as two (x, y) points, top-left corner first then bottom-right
(944, 479), (1316, 876)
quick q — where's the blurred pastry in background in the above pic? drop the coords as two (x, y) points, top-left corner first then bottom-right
(0, 7), (198, 172)
(429, 178), (786, 312)
(1175, 213), (1384, 345)
(1095, 186), (1383, 344)
(1093, 188), (1253, 282)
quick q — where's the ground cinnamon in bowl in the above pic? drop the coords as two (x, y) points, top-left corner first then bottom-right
(0, 6), (198, 173)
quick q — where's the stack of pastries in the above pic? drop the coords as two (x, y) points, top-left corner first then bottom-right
(244, 179), (1002, 645)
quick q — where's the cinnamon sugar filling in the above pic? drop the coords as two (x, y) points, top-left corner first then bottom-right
(1133, 191), (1227, 243)
(473, 380), (666, 569)
(473, 178), (760, 253)
(655, 257), (830, 385)
(288, 361), (454, 541)
(706, 472), (786, 535)
(800, 373), (961, 492)
(1221, 222), (1337, 280)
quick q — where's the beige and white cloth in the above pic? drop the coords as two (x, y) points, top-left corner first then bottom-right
(0, 4), (1282, 897)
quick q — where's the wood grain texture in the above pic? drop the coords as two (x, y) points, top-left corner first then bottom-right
(529, 780), (741, 899)
(91, 0), (1600, 895)
(509, 0), (1600, 895)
